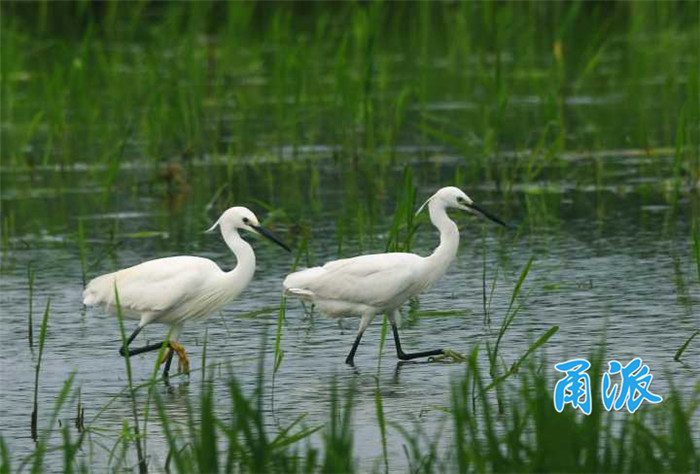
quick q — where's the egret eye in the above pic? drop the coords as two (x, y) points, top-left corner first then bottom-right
(457, 197), (465, 204)
(243, 217), (250, 224)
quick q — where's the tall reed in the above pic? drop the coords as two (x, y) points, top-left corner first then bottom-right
(114, 286), (148, 474)
(30, 299), (50, 442)
(26, 264), (35, 349)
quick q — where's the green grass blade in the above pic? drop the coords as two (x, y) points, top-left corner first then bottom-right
(674, 330), (699, 362)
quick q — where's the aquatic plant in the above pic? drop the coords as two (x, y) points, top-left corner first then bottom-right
(1, 2), (698, 473)
(30, 300), (51, 442)
(4, 341), (697, 473)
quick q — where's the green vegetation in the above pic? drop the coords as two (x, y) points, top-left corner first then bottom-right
(2, 2), (697, 172)
(5, 223), (696, 472)
(1, 1), (696, 258)
(115, 288), (149, 474)
(5, 343), (698, 473)
(26, 264), (35, 349)
(1, 1), (698, 472)
(30, 299), (51, 443)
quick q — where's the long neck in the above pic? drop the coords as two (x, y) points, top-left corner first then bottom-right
(221, 227), (256, 291)
(424, 199), (460, 282)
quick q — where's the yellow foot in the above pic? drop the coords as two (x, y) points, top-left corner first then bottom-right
(428, 348), (468, 363)
(160, 342), (190, 374)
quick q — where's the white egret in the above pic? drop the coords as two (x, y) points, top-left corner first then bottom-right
(83, 206), (291, 377)
(283, 187), (507, 365)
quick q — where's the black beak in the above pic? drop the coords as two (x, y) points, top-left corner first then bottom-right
(251, 225), (292, 252)
(467, 203), (508, 228)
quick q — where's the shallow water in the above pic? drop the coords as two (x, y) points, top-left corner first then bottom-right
(1, 155), (698, 469)
(1, 4), (699, 468)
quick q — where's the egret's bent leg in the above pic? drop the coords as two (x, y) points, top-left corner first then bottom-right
(119, 325), (167, 357)
(162, 350), (174, 378)
(345, 313), (373, 365)
(124, 342), (167, 356)
(388, 311), (444, 361)
(119, 325), (143, 356)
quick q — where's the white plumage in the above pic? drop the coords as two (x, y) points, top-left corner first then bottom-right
(83, 256), (230, 325)
(285, 253), (429, 317)
(84, 206), (290, 376)
(284, 186), (507, 365)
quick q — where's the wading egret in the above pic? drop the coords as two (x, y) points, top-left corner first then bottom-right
(283, 187), (506, 365)
(83, 206), (291, 377)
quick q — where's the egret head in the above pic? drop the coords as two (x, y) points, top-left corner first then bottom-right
(417, 186), (508, 228)
(207, 206), (291, 252)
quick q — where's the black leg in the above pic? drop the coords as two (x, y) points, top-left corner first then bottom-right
(391, 323), (444, 361)
(162, 349), (174, 378)
(119, 326), (143, 355)
(124, 342), (168, 356)
(345, 332), (364, 366)
(119, 325), (166, 357)
(345, 314), (373, 366)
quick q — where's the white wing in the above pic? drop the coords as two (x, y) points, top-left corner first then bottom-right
(284, 253), (428, 310)
(83, 256), (222, 317)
